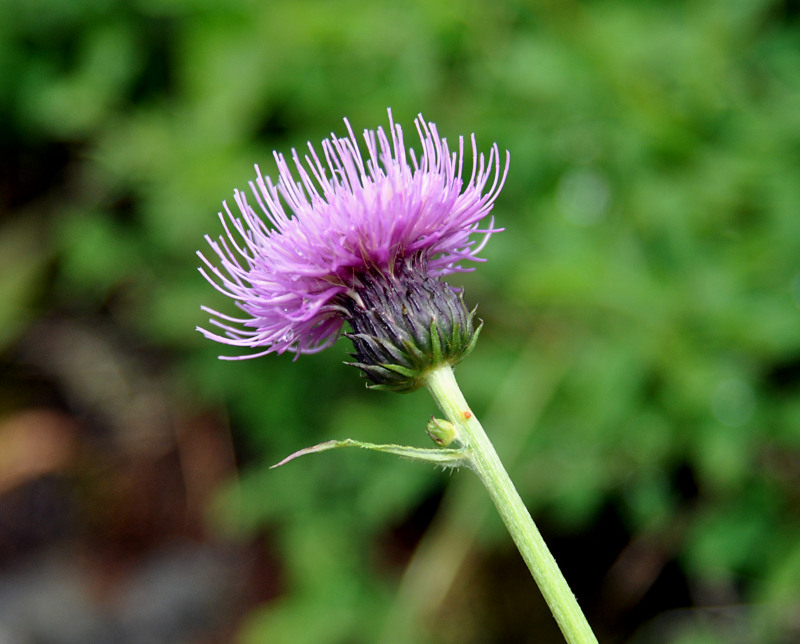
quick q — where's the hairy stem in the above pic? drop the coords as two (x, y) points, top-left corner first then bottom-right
(424, 364), (597, 644)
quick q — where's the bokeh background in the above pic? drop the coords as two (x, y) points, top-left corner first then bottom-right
(2, 0), (800, 642)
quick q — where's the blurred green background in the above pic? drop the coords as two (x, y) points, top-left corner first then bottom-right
(2, 0), (800, 642)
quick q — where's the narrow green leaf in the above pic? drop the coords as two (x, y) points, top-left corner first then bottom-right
(271, 438), (469, 469)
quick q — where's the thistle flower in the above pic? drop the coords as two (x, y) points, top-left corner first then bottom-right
(198, 117), (598, 641)
(198, 110), (508, 389)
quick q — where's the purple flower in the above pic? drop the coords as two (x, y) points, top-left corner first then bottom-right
(198, 110), (508, 360)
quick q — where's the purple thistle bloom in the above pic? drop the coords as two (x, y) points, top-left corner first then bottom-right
(198, 110), (509, 360)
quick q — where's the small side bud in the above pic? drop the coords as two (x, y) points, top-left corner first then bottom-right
(426, 416), (458, 447)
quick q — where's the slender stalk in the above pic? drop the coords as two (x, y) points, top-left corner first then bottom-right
(424, 364), (597, 644)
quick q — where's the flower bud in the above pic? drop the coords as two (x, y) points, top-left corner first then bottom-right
(426, 417), (458, 447)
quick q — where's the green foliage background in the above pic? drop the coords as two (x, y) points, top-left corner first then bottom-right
(2, 0), (800, 642)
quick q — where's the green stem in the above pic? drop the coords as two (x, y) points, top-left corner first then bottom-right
(423, 364), (597, 644)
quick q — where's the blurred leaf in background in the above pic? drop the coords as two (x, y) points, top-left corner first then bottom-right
(1, 0), (799, 642)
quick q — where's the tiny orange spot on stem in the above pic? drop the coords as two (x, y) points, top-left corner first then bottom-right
(463, 410), (472, 419)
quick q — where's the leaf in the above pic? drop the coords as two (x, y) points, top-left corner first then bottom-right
(271, 438), (469, 470)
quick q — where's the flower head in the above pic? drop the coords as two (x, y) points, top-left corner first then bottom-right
(198, 110), (508, 361)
